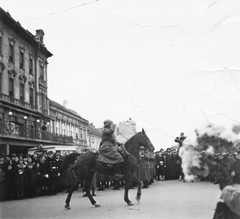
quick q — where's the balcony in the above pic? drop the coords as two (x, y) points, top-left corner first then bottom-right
(0, 121), (73, 144)
(0, 94), (37, 111)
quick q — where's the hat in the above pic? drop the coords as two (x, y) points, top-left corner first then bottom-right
(11, 153), (17, 157)
(47, 151), (53, 155)
(27, 162), (33, 166)
(103, 119), (112, 127)
(140, 146), (145, 150)
(56, 152), (61, 156)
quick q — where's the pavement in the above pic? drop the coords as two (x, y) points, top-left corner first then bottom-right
(0, 179), (221, 219)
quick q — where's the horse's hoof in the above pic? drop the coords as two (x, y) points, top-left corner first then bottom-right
(65, 205), (71, 210)
(94, 202), (101, 207)
(136, 196), (141, 202)
(128, 202), (134, 206)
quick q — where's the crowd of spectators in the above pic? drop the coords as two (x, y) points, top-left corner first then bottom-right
(0, 151), (64, 201)
(2, 145), (235, 201)
(0, 147), (183, 201)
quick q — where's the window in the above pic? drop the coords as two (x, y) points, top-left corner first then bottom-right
(80, 128), (83, 138)
(20, 83), (24, 105)
(0, 35), (2, 56)
(62, 121), (65, 135)
(0, 65), (3, 95)
(9, 43), (14, 63)
(39, 64), (44, 80)
(19, 51), (24, 69)
(29, 58), (33, 75)
(41, 93), (45, 110)
(39, 93), (45, 111)
(9, 78), (14, 102)
(29, 88), (34, 108)
(76, 133), (78, 139)
(56, 119), (60, 134)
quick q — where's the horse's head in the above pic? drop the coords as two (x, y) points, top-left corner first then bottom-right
(137, 129), (155, 152)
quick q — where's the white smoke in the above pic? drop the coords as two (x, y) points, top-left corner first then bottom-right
(196, 124), (240, 143)
(179, 144), (201, 181)
(179, 123), (240, 181)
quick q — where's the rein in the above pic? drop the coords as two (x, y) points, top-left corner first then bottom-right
(122, 144), (139, 163)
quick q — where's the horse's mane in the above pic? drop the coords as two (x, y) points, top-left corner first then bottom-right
(60, 152), (81, 173)
(125, 132), (141, 146)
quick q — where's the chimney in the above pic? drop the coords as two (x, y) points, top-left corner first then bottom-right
(35, 29), (45, 44)
(63, 100), (69, 109)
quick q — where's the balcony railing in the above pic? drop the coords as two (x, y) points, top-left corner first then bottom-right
(0, 121), (73, 144)
(0, 94), (37, 111)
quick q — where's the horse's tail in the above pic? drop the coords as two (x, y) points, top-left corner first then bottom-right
(60, 152), (81, 175)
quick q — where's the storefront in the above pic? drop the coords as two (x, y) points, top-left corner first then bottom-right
(28, 145), (79, 155)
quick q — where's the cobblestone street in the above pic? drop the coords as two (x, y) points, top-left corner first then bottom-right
(0, 179), (221, 219)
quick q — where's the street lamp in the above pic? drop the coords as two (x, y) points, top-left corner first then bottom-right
(24, 116), (27, 137)
(8, 111), (12, 133)
(36, 119), (40, 138)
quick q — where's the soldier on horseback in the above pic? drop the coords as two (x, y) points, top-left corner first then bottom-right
(98, 119), (124, 175)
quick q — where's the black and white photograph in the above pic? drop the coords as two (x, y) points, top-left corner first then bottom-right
(0, 0), (240, 218)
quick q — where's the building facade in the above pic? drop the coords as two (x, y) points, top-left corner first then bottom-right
(115, 118), (137, 143)
(0, 8), (73, 155)
(49, 100), (89, 152)
(87, 123), (101, 151)
(0, 7), (122, 155)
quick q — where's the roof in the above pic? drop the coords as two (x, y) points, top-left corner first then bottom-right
(88, 124), (101, 136)
(0, 7), (53, 58)
(49, 99), (88, 122)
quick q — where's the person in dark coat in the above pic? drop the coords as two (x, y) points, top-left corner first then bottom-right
(176, 156), (184, 181)
(39, 155), (48, 196)
(15, 168), (27, 199)
(138, 146), (150, 188)
(34, 161), (43, 196)
(43, 151), (59, 195)
(158, 161), (166, 180)
(0, 167), (5, 200)
(165, 150), (173, 180)
(55, 152), (63, 192)
(25, 162), (36, 198)
(4, 164), (16, 200)
(175, 132), (187, 151)
(0, 155), (7, 173)
(98, 119), (124, 174)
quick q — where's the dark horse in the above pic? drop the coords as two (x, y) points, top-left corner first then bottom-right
(60, 129), (154, 210)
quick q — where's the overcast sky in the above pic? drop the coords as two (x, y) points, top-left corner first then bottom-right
(2, 0), (240, 150)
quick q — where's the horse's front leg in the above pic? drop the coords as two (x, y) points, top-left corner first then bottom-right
(65, 182), (78, 210)
(124, 173), (133, 206)
(85, 176), (100, 207)
(131, 172), (142, 202)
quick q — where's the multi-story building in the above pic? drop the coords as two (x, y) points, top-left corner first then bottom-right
(0, 8), (73, 155)
(49, 100), (89, 152)
(87, 123), (101, 151)
(115, 118), (137, 143)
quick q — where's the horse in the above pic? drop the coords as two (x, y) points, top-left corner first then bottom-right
(60, 128), (155, 210)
